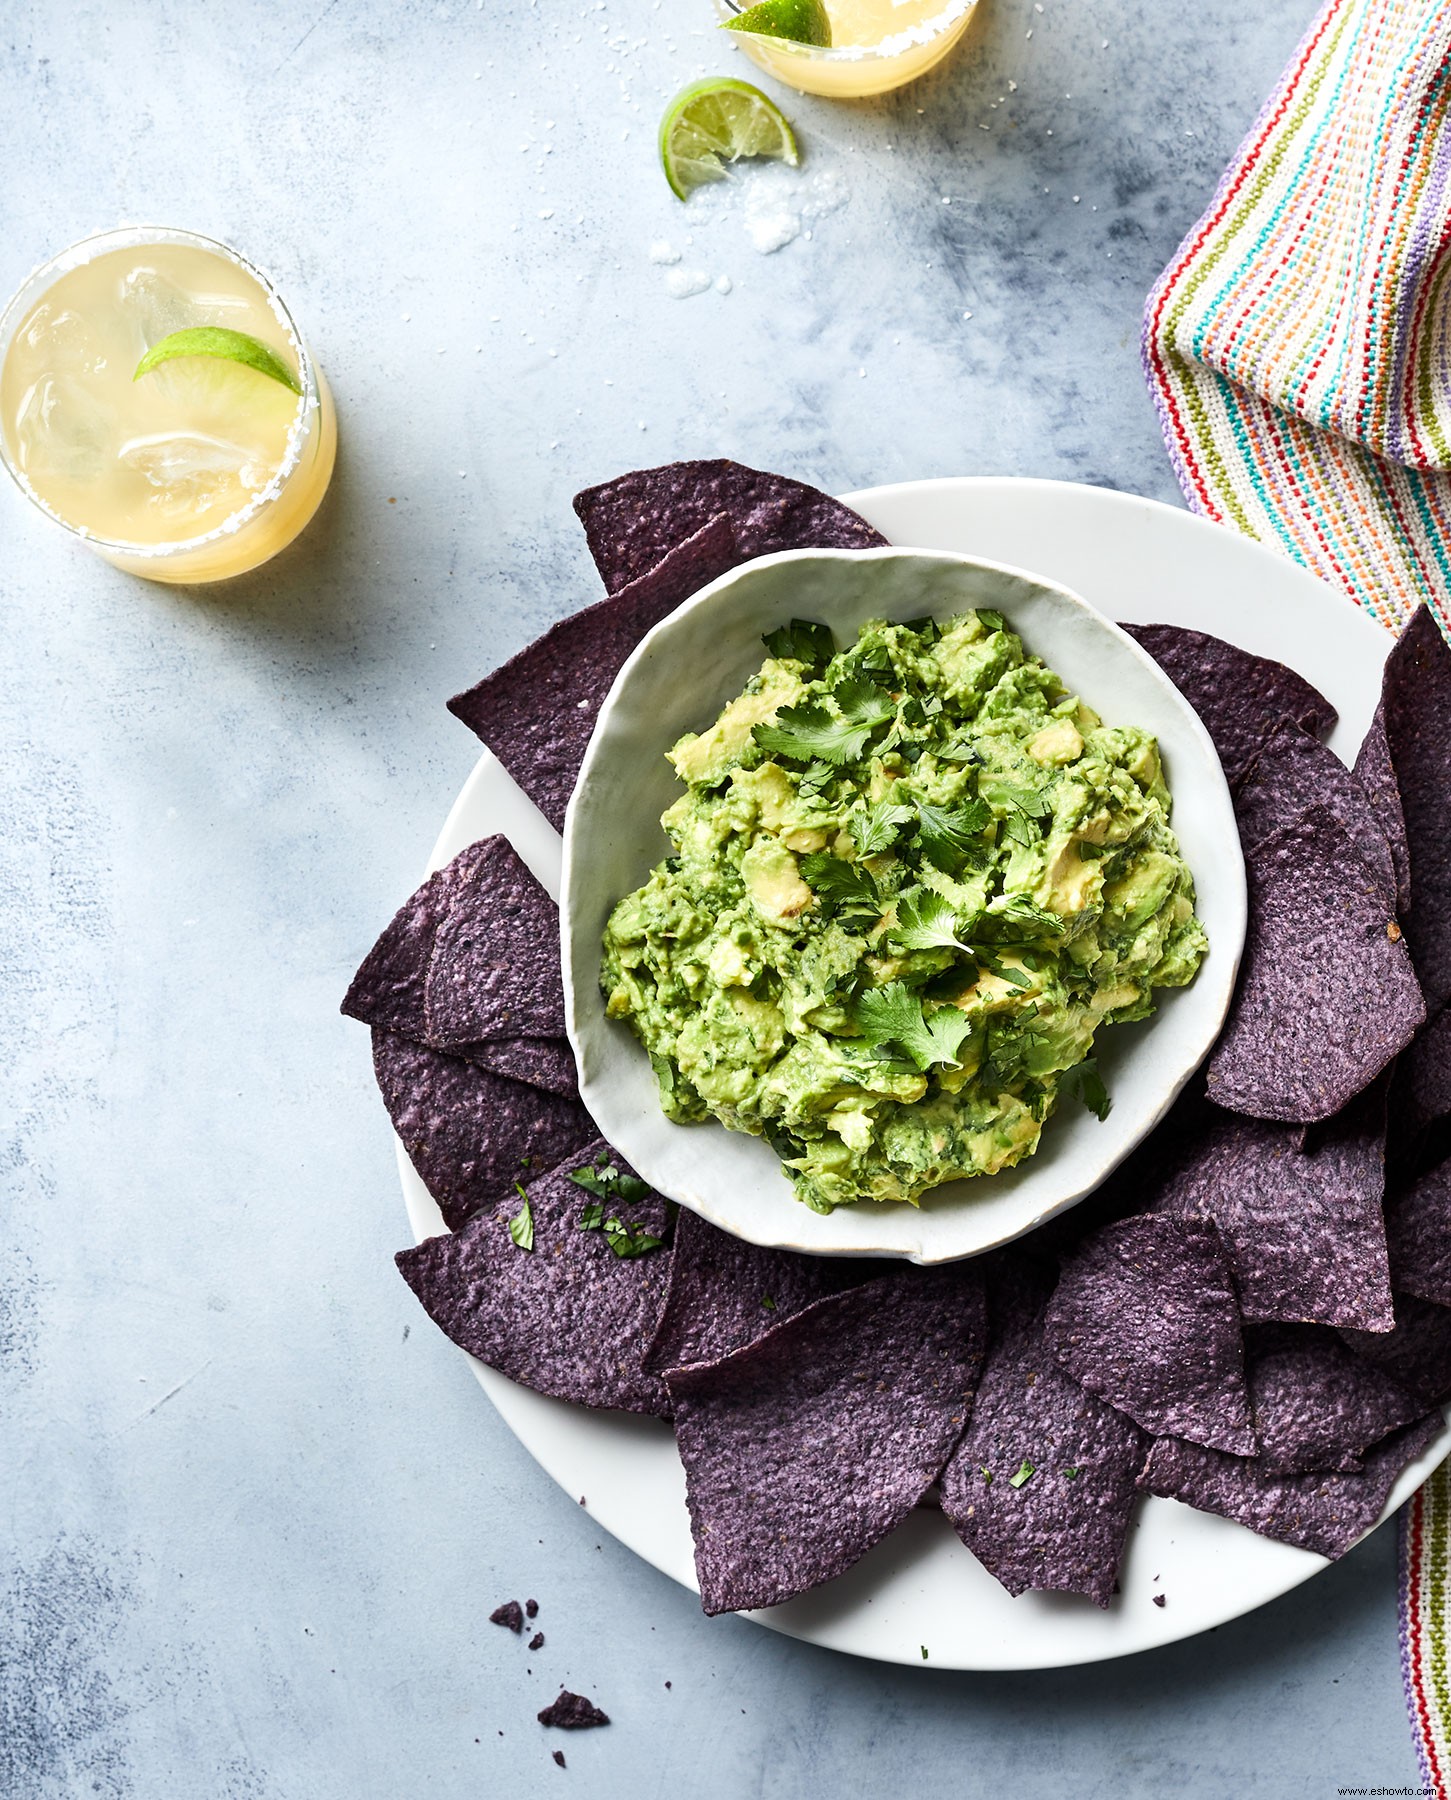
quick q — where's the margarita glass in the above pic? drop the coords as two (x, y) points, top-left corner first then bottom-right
(0, 227), (336, 583)
(717, 0), (978, 97)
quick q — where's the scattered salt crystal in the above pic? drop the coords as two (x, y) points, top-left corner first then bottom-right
(539, 209), (554, 219)
(649, 241), (682, 265)
(665, 267), (712, 299)
(714, 275), (733, 294)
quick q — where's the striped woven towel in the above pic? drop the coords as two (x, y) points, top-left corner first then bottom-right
(1142, 0), (1451, 1783)
(1143, 0), (1451, 638)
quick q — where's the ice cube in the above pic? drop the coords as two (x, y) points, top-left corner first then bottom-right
(118, 430), (267, 519)
(13, 374), (111, 484)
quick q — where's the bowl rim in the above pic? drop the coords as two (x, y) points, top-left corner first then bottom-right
(561, 542), (1247, 1263)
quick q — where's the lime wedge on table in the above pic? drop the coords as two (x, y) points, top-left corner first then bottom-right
(134, 327), (302, 396)
(724, 0), (832, 48)
(659, 78), (800, 202)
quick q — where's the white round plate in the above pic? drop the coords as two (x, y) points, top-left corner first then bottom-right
(562, 544), (1246, 1263)
(397, 477), (1451, 1670)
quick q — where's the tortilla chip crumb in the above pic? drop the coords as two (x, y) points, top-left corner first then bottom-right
(1389, 920), (1403, 941)
(553, 1750), (566, 1768)
(490, 1601), (524, 1634)
(1153, 1593), (1166, 1608)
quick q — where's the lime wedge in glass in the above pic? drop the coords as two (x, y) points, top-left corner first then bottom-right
(134, 327), (302, 396)
(658, 77), (800, 202)
(724, 0), (832, 48)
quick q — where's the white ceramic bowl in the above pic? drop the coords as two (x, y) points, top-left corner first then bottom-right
(562, 546), (1246, 1263)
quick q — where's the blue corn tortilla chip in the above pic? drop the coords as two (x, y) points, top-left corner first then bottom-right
(342, 836), (563, 1045)
(457, 1036), (577, 1099)
(1120, 622), (1337, 782)
(373, 1029), (594, 1231)
(666, 1267), (987, 1614)
(447, 513), (742, 832)
(940, 1256), (1146, 1607)
(1386, 1154), (1451, 1309)
(1206, 808), (1424, 1123)
(1353, 701), (1412, 915)
(642, 1205), (877, 1375)
(1142, 1081), (1394, 1331)
(395, 1138), (672, 1416)
(422, 836), (564, 1046)
(1045, 1216), (1255, 1454)
(1341, 1293), (1451, 1407)
(1379, 605), (1451, 1011)
(1140, 1412), (1443, 1558)
(573, 459), (886, 594)
(1245, 1325), (1421, 1475)
(538, 1692), (610, 1730)
(1233, 717), (1397, 907)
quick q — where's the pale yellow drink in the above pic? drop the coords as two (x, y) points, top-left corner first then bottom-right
(719, 0), (978, 97)
(0, 229), (336, 583)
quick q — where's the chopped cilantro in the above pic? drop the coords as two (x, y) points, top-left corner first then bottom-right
(761, 1295), (777, 1311)
(854, 982), (974, 1073)
(1064, 1467), (1081, 1480)
(762, 618), (835, 669)
(851, 798), (913, 858)
(753, 703), (874, 767)
(602, 1216), (665, 1259)
(913, 798), (992, 870)
(800, 853), (880, 920)
(920, 1645), (930, 1661)
(980, 1466), (993, 1485)
(976, 607), (1007, 633)
(890, 888), (973, 953)
(1009, 1459), (1035, 1489)
(1060, 1058), (1112, 1121)
(508, 1188), (534, 1253)
(578, 1200), (606, 1232)
(570, 1159), (650, 1202)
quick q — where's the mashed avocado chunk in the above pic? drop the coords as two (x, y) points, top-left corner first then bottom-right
(600, 610), (1208, 1212)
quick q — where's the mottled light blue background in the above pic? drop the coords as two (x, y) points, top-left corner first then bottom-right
(0, 1), (1425, 1795)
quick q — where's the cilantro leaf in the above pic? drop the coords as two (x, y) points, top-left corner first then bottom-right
(978, 954), (1033, 991)
(829, 677), (896, 730)
(578, 1200), (606, 1231)
(913, 798), (992, 870)
(851, 798), (913, 858)
(798, 759), (835, 796)
(1009, 1458), (1035, 1488)
(976, 607), (1007, 633)
(854, 981), (974, 1073)
(508, 1187), (534, 1252)
(762, 618), (836, 669)
(983, 777), (1053, 847)
(602, 1217), (666, 1259)
(985, 894), (1066, 941)
(890, 888), (973, 953)
(570, 1159), (650, 1203)
(754, 703), (873, 766)
(800, 853), (880, 920)
(1060, 1058), (1112, 1121)
(938, 732), (983, 765)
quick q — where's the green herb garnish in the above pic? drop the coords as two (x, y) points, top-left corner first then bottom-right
(509, 1187), (535, 1252)
(854, 982), (973, 1073)
(1009, 1459), (1035, 1489)
(762, 618), (835, 668)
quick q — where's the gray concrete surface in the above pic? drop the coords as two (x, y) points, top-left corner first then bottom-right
(1, 0), (1424, 1794)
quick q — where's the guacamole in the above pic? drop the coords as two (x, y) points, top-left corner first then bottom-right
(600, 610), (1208, 1212)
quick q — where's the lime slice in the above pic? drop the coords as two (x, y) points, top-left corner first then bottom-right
(658, 77), (800, 202)
(724, 0), (831, 48)
(134, 327), (302, 396)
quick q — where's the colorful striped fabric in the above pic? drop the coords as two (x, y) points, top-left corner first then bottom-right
(1402, 1471), (1451, 1794)
(1143, 0), (1451, 638)
(1145, 0), (1451, 1779)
